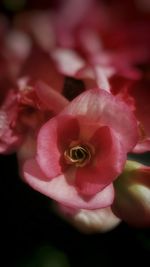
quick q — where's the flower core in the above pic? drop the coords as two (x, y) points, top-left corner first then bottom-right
(64, 144), (92, 167)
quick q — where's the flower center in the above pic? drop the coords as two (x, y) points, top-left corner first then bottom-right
(64, 144), (91, 167)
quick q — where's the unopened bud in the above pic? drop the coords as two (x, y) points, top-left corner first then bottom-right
(55, 203), (121, 234)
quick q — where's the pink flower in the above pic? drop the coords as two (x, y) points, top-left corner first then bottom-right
(23, 88), (138, 209)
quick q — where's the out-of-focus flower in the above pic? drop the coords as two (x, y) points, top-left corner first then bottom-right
(13, 0), (150, 93)
(23, 88), (138, 209)
(110, 75), (150, 153)
(112, 160), (150, 227)
(0, 81), (68, 154)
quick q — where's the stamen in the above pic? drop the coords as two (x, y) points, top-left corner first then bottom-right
(64, 144), (92, 167)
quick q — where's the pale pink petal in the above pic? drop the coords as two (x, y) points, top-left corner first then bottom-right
(93, 66), (111, 92)
(37, 115), (80, 178)
(51, 48), (85, 76)
(23, 159), (114, 209)
(61, 89), (138, 152)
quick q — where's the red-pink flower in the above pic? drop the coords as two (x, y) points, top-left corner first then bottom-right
(23, 88), (138, 209)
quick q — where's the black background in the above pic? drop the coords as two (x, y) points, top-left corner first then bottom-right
(2, 153), (150, 267)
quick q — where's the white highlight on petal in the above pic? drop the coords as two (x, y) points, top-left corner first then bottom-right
(51, 48), (85, 76)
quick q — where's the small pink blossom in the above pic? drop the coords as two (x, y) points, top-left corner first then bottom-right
(23, 88), (138, 209)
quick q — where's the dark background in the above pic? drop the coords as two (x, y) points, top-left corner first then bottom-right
(2, 153), (150, 267)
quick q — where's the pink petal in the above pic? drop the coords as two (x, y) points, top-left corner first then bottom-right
(36, 115), (80, 178)
(23, 159), (114, 209)
(132, 139), (150, 153)
(76, 126), (126, 195)
(61, 88), (138, 152)
(35, 81), (69, 113)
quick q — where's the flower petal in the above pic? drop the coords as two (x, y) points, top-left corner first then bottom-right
(23, 159), (114, 209)
(36, 115), (80, 178)
(76, 126), (126, 195)
(35, 81), (69, 113)
(20, 46), (64, 92)
(51, 48), (85, 76)
(62, 88), (138, 152)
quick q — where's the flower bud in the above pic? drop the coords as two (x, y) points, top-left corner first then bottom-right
(55, 204), (121, 234)
(112, 160), (150, 227)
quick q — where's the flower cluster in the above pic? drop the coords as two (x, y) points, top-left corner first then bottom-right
(0, 0), (150, 232)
